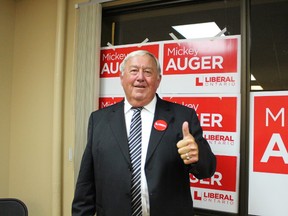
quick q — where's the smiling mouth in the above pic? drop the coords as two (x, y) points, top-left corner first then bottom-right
(134, 85), (145, 88)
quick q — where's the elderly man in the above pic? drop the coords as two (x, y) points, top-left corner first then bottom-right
(72, 50), (216, 216)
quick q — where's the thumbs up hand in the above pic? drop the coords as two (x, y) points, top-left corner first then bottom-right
(176, 121), (199, 165)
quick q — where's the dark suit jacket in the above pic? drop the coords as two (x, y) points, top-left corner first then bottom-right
(72, 96), (216, 216)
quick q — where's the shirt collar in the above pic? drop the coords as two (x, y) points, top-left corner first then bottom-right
(124, 95), (157, 114)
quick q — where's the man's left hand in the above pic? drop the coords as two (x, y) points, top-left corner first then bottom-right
(176, 121), (199, 165)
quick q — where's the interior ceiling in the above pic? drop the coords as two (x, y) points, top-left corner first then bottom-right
(101, 0), (288, 91)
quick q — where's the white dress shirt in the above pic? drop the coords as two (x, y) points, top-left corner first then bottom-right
(124, 96), (157, 216)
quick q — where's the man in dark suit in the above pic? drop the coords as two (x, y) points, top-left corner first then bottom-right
(72, 50), (216, 216)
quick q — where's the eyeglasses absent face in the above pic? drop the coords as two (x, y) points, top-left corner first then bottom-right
(120, 54), (161, 107)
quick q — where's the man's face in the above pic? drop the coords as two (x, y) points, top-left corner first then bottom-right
(120, 54), (161, 107)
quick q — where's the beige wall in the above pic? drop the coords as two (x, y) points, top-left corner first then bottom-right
(0, 0), (15, 197)
(0, 0), (87, 215)
(10, 0), (56, 215)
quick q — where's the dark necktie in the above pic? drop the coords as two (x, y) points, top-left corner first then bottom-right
(128, 107), (143, 216)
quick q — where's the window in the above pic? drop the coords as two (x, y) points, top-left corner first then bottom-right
(102, 0), (240, 46)
(250, 0), (288, 91)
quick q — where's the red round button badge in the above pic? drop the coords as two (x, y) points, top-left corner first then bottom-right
(154, 120), (167, 131)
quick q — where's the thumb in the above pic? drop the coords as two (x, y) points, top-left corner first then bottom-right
(182, 121), (192, 139)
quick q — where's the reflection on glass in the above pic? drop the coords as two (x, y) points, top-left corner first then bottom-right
(251, 0), (288, 91)
(172, 22), (225, 39)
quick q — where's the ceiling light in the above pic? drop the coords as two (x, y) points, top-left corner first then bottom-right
(251, 85), (263, 91)
(172, 22), (224, 39)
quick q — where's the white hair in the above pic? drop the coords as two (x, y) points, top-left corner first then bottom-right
(119, 50), (161, 76)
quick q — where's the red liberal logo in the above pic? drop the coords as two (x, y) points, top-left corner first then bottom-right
(193, 191), (202, 201)
(195, 77), (204, 86)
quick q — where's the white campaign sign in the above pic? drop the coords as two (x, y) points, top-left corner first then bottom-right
(249, 91), (288, 216)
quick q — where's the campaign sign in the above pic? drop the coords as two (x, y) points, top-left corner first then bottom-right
(99, 97), (124, 109)
(100, 44), (159, 78)
(163, 38), (238, 75)
(100, 44), (160, 96)
(98, 37), (241, 214)
(249, 91), (288, 216)
(163, 96), (237, 132)
(191, 155), (239, 213)
(253, 94), (288, 174)
(162, 95), (240, 154)
(159, 36), (240, 94)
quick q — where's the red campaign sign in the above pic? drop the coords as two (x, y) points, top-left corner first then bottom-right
(163, 38), (238, 75)
(253, 95), (288, 174)
(99, 97), (124, 109)
(190, 155), (237, 192)
(163, 97), (237, 132)
(100, 44), (160, 78)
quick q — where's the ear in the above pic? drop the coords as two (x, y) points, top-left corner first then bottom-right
(156, 75), (162, 87)
(120, 73), (124, 86)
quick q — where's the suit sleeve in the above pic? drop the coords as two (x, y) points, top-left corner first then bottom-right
(72, 113), (96, 216)
(189, 109), (216, 179)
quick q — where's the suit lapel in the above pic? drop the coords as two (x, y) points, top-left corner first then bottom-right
(146, 98), (174, 163)
(108, 101), (131, 164)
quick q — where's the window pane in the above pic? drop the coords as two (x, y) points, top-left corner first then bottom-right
(251, 0), (288, 91)
(102, 0), (240, 46)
